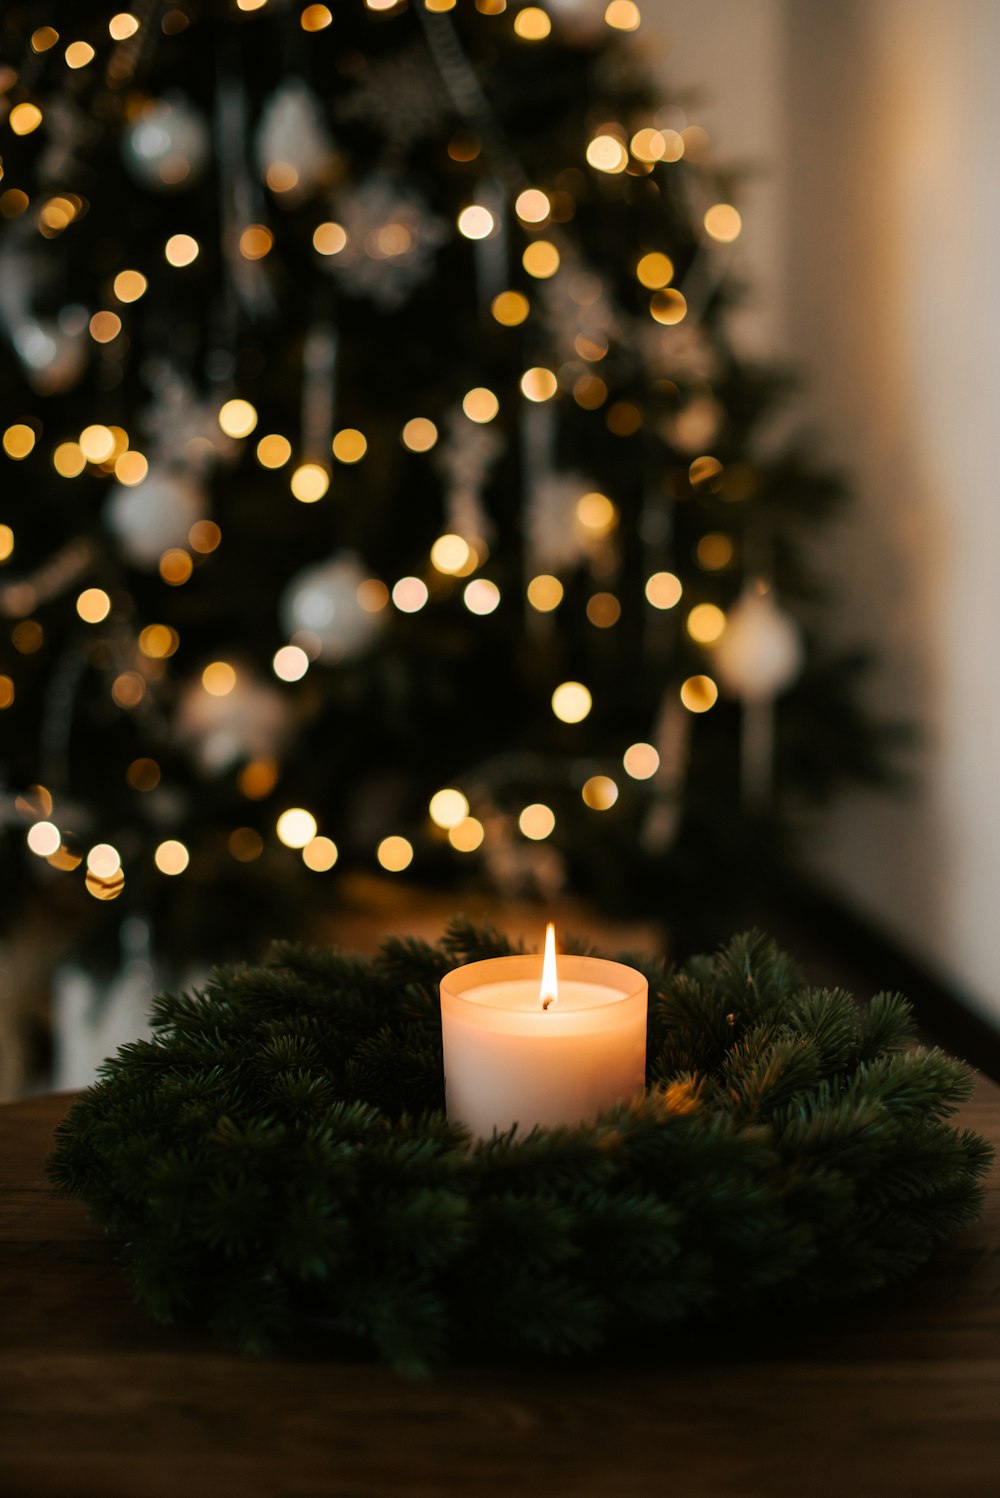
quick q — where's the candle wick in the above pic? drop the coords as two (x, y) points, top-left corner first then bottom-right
(542, 996), (553, 1011)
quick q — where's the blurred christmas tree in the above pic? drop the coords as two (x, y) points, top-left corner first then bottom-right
(0, 0), (890, 966)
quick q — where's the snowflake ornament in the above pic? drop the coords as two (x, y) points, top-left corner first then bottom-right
(319, 176), (447, 311)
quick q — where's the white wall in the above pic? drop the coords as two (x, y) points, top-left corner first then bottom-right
(643, 0), (1000, 1019)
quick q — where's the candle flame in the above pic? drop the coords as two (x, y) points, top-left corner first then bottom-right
(539, 921), (559, 1010)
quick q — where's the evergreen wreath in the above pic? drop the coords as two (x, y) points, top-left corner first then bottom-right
(49, 923), (992, 1372)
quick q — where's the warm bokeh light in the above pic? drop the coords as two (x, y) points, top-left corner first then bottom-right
(527, 574), (563, 612)
(290, 463), (329, 502)
(79, 424), (116, 462)
(65, 41), (95, 68)
(457, 205), (495, 240)
(630, 127), (665, 162)
(429, 788), (470, 830)
(255, 434), (291, 469)
(159, 549), (193, 585)
(357, 578), (390, 612)
(89, 311), (122, 344)
(229, 827), (264, 862)
(276, 808), (318, 848)
(53, 442), (86, 478)
(491, 290), (530, 326)
(636, 251), (674, 289)
(464, 578), (500, 615)
(680, 674), (719, 713)
(31, 27), (59, 51)
(10, 104), (43, 136)
(126, 757), (160, 791)
(313, 221), (348, 256)
(462, 387), (500, 423)
(87, 843), (121, 878)
(238, 758), (278, 799)
(519, 803), (555, 840)
(576, 491), (618, 535)
(332, 428), (367, 463)
(300, 4), (333, 30)
(514, 6), (551, 38)
(551, 681), (592, 723)
(189, 520), (221, 553)
(165, 234), (199, 267)
(623, 742), (660, 779)
(115, 450), (148, 485)
(582, 775), (619, 810)
(704, 203), (742, 243)
(522, 240), (560, 279)
(303, 835), (338, 871)
(377, 835), (413, 872)
(696, 533), (734, 571)
(271, 644), (308, 682)
(86, 868), (125, 901)
(0, 676), (14, 709)
(586, 592), (621, 628)
(651, 289), (687, 325)
(112, 671), (144, 709)
(586, 135), (628, 174)
(687, 602), (727, 644)
(266, 163), (299, 194)
(515, 189), (550, 223)
(690, 454), (725, 491)
(605, 0), (641, 28)
(109, 13), (140, 40)
(392, 576), (429, 613)
(27, 821), (61, 857)
(202, 661), (237, 696)
(0, 525), (14, 561)
(155, 840), (189, 875)
(449, 816), (484, 852)
(239, 225), (273, 260)
(76, 588), (111, 623)
(3, 424), (35, 459)
(139, 624), (179, 658)
(113, 269), (147, 302)
(431, 534), (472, 575)
(645, 571), (683, 609)
(218, 399), (258, 439)
(520, 367), (558, 402)
(401, 417), (438, 452)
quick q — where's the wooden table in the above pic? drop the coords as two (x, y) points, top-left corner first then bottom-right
(2, 1087), (999, 1498)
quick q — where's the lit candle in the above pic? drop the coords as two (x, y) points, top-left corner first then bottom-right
(440, 924), (648, 1138)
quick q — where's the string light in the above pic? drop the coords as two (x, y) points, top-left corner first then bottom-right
(463, 578), (500, 615)
(300, 4), (333, 29)
(303, 836), (338, 871)
(76, 588), (111, 623)
(229, 827), (264, 861)
(573, 374), (607, 409)
(527, 574), (563, 612)
(239, 225), (273, 259)
(401, 417), (438, 451)
(576, 491), (617, 535)
(112, 671), (145, 708)
(660, 129), (685, 162)
(696, 533), (734, 570)
(273, 644), (309, 681)
(519, 803), (555, 840)
(0, 525), (14, 561)
(623, 742), (659, 779)
(87, 843), (122, 877)
(462, 387), (499, 423)
(582, 775), (619, 810)
(586, 592), (621, 628)
(159, 550), (193, 585)
(109, 14), (140, 39)
(0, 676), (14, 709)
(218, 399), (258, 438)
(155, 840), (190, 875)
(65, 41), (95, 68)
(53, 443), (86, 478)
(313, 222), (347, 255)
(551, 681), (592, 723)
(630, 128), (665, 163)
(425, 0), (457, 10)
(687, 603), (726, 644)
(1, 191), (30, 219)
(290, 463), (329, 502)
(636, 251), (673, 289)
(79, 425), (116, 462)
(645, 572), (682, 609)
(520, 367), (557, 402)
(690, 455), (724, 490)
(513, 6), (550, 39)
(3, 425), (35, 459)
(115, 451), (148, 484)
(457, 205), (495, 240)
(430, 534), (472, 575)
(139, 624), (179, 658)
(705, 204), (742, 243)
(89, 311), (122, 343)
(515, 189), (550, 223)
(680, 675), (719, 713)
(13, 621), (43, 654)
(238, 759), (278, 799)
(392, 577), (428, 613)
(256, 434), (292, 468)
(113, 269), (147, 303)
(605, 1), (641, 28)
(276, 808), (318, 848)
(164, 234), (199, 267)
(650, 289), (687, 325)
(86, 868), (125, 901)
(27, 821), (61, 857)
(377, 835), (413, 872)
(586, 136), (628, 174)
(126, 758), (160, 791)
(357, 579), (390, 611)
(607, 402), (642, 436)
(332, 428), (367, 463)
(31, 28), (59, 52)
(522, 241), (560, 278)
(429, 789), (469, 829)
(10, 105), (43, 136)
(202, 662), (237, 696)
(449, 817), (484, 852)
(491, 290), (529, 326)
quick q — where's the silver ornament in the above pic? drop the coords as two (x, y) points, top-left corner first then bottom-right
(175, 668), (290, 775)
(123, 95), (210, 191)
(104, 469), (205, 569)
(712, 586), (804, 703)
(280, 552), (386, 663)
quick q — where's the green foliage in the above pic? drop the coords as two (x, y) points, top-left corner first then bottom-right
(49, 924), (991, 1370)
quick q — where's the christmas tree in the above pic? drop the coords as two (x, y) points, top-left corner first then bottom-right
(0, 0), (888, 967)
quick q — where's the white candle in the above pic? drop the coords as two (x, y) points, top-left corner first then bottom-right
(440, 926), (647, 1138)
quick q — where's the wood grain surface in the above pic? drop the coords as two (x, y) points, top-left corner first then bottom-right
(2, 1085), (999, 1498)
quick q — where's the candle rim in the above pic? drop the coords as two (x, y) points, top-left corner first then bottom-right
(440, 952), (647, 1012)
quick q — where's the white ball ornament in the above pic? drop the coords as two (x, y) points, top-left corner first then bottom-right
(175, 670), (290, 775)
(712, 586), (804, 703)
(123, 96), (210, 190)
(281, 552), (385, 663)
(104, 470), (205, 568)
(13, 310), (88, 394)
